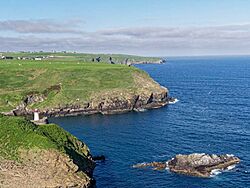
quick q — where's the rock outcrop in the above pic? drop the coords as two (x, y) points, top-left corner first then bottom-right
(133, 153), (240, 178)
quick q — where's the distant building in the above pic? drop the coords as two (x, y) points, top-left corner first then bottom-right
(34, 57), (43, 61)
(3, 56), (14, 60)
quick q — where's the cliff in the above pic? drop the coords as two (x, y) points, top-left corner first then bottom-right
(0, 114), (95, 187)
(0, 61), (170, 117)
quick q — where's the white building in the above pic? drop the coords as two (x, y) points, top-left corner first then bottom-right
(34, 109), (39, 121)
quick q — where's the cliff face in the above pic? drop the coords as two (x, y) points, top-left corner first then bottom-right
(0, 115), (95, 187)
(0, 150), (94, 188)
(42, 85), (168, 117)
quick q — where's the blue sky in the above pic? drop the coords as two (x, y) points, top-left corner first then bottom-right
(1, 0), (250, 56)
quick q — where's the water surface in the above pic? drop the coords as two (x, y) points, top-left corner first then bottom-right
(51, 56), (250, 188)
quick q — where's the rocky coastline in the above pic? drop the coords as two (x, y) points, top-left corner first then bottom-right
(126, 59), (166, 65)
(5, 86), (173, 118)
(0, 61), (172, 188)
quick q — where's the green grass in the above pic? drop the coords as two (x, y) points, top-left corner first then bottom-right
(1, 52), (161, 63)
(0, 60), (150, 112)
(0, 114), (90, 161)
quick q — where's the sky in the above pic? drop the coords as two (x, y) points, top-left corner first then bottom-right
(1, 0), (250, 56)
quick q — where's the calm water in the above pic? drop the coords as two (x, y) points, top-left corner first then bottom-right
(50, 56), (250, 188)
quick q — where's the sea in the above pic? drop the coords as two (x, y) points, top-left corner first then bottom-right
(50, 56), (250, 188)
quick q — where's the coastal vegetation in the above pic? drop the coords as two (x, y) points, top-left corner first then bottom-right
(0, 60), (139, 111)
(0, 59), (168, 116)
(0, 114), (94, 187)
(0, 53), (167, 187)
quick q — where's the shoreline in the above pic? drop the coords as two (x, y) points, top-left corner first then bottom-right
(4, 93), (173, 118)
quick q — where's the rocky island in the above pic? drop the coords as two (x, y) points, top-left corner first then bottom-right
(133, 153), (240, 178)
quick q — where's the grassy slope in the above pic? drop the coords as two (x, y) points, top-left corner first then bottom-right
(0, 114), (90, 161)
(0, 60), (153, 112)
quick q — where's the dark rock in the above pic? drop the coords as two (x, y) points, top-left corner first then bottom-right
(92, 155), (105, 161)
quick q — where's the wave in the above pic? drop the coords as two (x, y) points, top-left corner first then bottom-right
(226, 165), (236, 171)
(210, 163), (236, 177)
(134, 108), (147, 112)
(210, 169), (222, 177)
(169, 98), (179, 104)
(226, 154), (235, 157)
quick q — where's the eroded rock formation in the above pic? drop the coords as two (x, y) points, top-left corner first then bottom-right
(133, 153), (240, 178)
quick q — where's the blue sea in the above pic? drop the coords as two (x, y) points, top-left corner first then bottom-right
(50, 56), (250, 188)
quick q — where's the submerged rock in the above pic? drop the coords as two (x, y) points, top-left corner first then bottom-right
(133, 153), (240, 178)
(93, 155), (105, 161)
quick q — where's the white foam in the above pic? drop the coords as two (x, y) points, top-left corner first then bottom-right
(210, 169), (222, 177)
(165, 161), (170, 170)
(226, 165), (236, 171)
(210, 164), (236, 177)
(169, 98), (179, 104)
(226, 154), (234, 157)
(132, 162), (146, 168)
(135, 108), (147, 112)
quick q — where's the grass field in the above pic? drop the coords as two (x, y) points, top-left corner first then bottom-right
(0, 59), (153, 112)
(1, 52), (161, 63)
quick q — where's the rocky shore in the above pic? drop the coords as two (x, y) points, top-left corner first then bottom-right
(5, 83), (171, 118)
(133, 153), (240, 178)
(126, 59), (166, 65)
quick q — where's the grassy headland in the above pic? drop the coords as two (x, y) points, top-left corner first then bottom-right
(0, 59), (167, 115)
